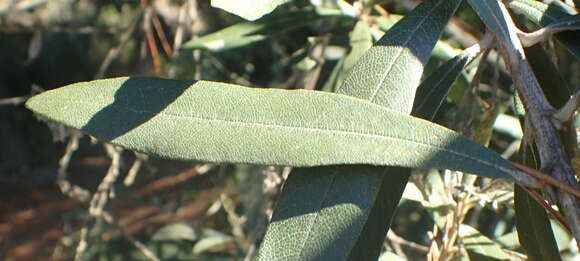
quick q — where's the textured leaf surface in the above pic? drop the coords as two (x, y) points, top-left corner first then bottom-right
(211, 0), (291, 20)
(336, 0), (463, 112)
(258, 1), (464, 260)
(508, 0), (580, 58)
(321, 21), (373, 93)
(181, 10), (321, 51)
(26, 77), (521, 179)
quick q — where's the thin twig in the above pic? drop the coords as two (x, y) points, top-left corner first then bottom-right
(144, 7), (161, 75)
(152, 13), (173, 56)
(302, 36), (329, 90)
(73, 225), (90, 261)
(518, 184), (571, 232)
(0, 95), (28, 106)
(123, 152), (148, 186)
(517, 20), (580, 47)
(493, 2), (580, 246)
(89, 144), (122, 217)
(387, 230), (429, 254)
(554, 88), (580, 124)
(57, 132), (91, 202)
(512, 162), (580, 199)
(95, 11), (143, 78)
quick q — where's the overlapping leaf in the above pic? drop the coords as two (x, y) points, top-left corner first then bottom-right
(321, 21), (373, 93)
(258, 0), (464, 260)
(412, 46), (480, 119)
(26, 77), (524, 181)
(337, 0), (463, 112)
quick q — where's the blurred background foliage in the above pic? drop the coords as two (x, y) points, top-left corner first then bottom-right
(0, 0), (578, 260)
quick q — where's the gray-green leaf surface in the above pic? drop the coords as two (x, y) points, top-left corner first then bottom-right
(26, 77), (523, 181)
(259, 1), (464, 260)
(337, 0), (463, 112)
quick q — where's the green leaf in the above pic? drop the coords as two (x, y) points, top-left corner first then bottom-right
(26, 77), (522, 180)
(337, 0), (463, 112)
(460, 224), (510, 261)
(508, 0), (580, 58)
(467, 0), (513, 44)
(211, 0), (292, 21)
(372, 15), (462, 61)
(321, 21), (373, 93)
(412, 46), (480, 119)
(181, 10), (322, 51)
(258, 1), (466, 260)
(515, 185), (562, 261)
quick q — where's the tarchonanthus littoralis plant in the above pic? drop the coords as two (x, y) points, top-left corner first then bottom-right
(25, 0), (580, 260)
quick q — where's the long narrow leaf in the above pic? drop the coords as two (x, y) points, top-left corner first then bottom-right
(336, 0), (463, 112)
(515, 185), (561, 261)
(25, 77), (529, 183)
(321, 21), (373, 93)
(258, 1), (464, 260)
(412, 46), (481, 119)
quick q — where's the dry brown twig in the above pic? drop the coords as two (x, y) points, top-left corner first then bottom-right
(95, 10), (143, 78)
(143, 7), (162, 74)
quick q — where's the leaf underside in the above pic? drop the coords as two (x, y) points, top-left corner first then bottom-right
(26, 77), (519, 181)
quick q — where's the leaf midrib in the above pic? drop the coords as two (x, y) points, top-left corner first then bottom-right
(368, 0), (445, 102)
(64, 99), (517, 176)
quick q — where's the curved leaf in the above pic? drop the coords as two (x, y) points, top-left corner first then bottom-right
(211, 0), (291, 21)
(26, 77), (525, 181)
